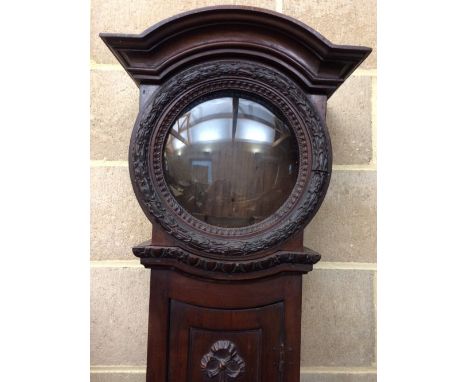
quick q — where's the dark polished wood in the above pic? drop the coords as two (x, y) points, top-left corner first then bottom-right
(100, 5), (371, 382)
(145, 269), (304, 382)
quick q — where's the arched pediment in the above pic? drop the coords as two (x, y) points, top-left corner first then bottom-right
(100, 6), (371, 97)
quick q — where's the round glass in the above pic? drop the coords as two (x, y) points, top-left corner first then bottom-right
(163, 96), (299, 228)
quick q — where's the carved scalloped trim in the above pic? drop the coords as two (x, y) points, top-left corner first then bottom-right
(133, 246), (321, 274)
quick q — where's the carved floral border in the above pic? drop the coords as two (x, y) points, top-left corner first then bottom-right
(130, 60), (331, 256)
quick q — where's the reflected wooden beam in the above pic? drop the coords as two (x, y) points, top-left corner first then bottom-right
(170, 128), (188, 145)
(232, 97), (239, 141)
(179, 113), (277, 130)
(271, 134), (290, 148)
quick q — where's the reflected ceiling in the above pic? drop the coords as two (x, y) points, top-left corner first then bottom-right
(163, 96), (299, 228)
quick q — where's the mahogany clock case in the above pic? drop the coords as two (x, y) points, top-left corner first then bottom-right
(100, 6), (371, 382)
(100, 6), (371, 272)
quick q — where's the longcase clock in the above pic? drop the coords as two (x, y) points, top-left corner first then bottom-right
(100, 6), (371, 381)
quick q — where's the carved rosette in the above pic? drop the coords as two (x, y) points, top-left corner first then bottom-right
(201, 340), (246, 381)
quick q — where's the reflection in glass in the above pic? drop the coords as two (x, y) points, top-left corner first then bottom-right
(163, 97), (299, 228)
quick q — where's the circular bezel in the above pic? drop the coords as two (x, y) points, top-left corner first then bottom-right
(161, 91), (301, 229)
(129, 60), (331, 257)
